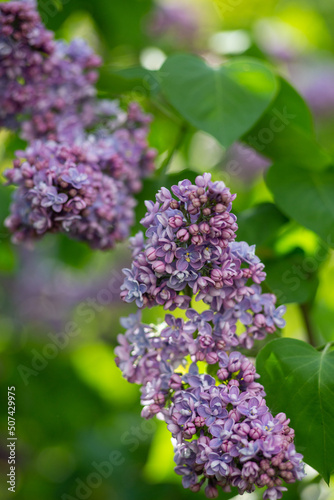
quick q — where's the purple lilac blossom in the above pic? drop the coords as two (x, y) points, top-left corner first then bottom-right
(116, 320), (305, 499)
(116, 173), (305, 499)
(120, 173), (285, 348)
(0, 0), (100, 135)
(4, 140), (136, 249)
(1, 1), (156, 248)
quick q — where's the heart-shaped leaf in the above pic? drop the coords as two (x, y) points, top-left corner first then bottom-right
(256, 338), (334, 483)
(159, 54), (278, 148)
(266, 163), (334, 247)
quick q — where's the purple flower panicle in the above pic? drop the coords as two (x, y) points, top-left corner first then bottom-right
(117, 173), (305, 499)
(4, 140), (135, 249)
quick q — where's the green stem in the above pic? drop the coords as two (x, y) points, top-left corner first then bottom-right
(299, 303), (317, 347)
(158, 123), (188, 176)
(317, 342), (334, 353)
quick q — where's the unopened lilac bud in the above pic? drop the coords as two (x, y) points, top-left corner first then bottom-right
(206, 352), (218, 364)
(249, 428), (262, 439)
(243, 371), (255, 383)
(184, 422), (196, 438)
(260, 460), (270, 471)
(194, 416), (205, 427)
(152, 261), (165, 273)
(211, 269), (223, 281)
(215, 203), (225, 213)
(205, 485), (218, 499)
(154, 392), (165, 405)
(192, 234), (204, 245)
(234, 422), (250, 437)
(146, 247), (157, 261)
(227, 379), (239, 388)
(187, 203), (198, 215)
(188, 224), (199, 235)
(260, 473), (270, 485)
(199, 222), (210, 234)
(254, 313), (266, 328)
(177, 228), (189, 242)
(216, 340), (226, 351)
(281, 471), (293, 481)
(271, 453), (284, 467)
(190, 484), (201, 493)
(169, 215), (183, 228)
(217, 368), (229, 380)
(228, 357), (241, 373)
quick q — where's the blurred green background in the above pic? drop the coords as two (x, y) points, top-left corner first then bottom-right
(1, 0), (334, 499)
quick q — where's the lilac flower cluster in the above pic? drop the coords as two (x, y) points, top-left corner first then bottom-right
(115, 312), (305, 499)
(116, 173), (305, 499)
(121, 173), (285, 349)
(4, 140), (136, 249)
(0, 0), (100, 136)
(2, 0), (156, 248)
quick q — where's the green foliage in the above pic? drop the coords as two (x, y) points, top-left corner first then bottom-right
(266, 163), (334, 247)
(264, 249), (320, 303)
(159, 54), (278, 148)
(257, 339), (334, 483)
(243, 79), (330, 169)
(237, 202), (288, 247)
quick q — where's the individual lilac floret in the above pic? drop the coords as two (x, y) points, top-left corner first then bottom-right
(4, 140), (136, 249)
(120, 173), (285, 347)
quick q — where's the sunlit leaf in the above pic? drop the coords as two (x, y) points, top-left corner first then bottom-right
(266, 163), (334, 247)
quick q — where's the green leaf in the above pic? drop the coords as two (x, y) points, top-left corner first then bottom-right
(256, 338), (334, 483)
(38, 0), (153, 49)
(243, 79), (330, 169)
(264, 249), (319, 304)
(56, 233), (94, 268)
(159, 54), (278, 148)
(98, 66), (160, 97)
(266, 162), (334, 247)
(237, 202), (288, 247)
